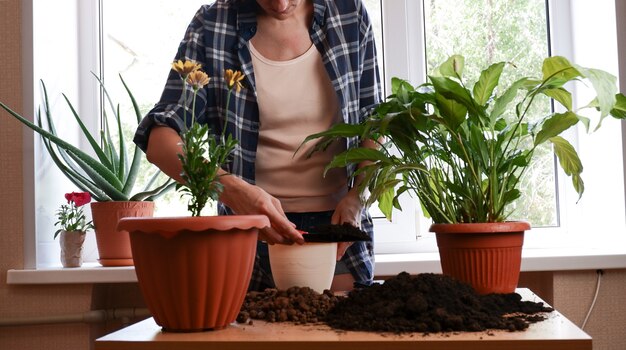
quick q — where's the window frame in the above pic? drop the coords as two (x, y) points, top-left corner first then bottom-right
(20, 0), (626, 268)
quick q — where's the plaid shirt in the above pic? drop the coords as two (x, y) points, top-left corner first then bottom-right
(134, 0), (382, 288)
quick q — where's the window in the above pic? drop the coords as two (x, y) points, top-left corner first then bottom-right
(24, 0), (624, 268)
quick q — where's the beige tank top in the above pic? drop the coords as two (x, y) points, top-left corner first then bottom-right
(250, 42), (348, 212)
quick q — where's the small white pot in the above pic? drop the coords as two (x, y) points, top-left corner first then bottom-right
(268, 242), (337, 293)
(60, 230), (86, 268)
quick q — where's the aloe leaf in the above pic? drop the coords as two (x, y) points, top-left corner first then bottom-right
(115, 103), (127, 180)
(473, 62), (505, 106)
(65, 149), (128, 200)
(38, 112), (112, 201)
(132, 180), (176, 202)
(0, 100), (126, 187)
(534, 111), (579, 146)
(119, 74), (144, 194)
(102, 108), (121, 179)
(60, 92), (113, 169)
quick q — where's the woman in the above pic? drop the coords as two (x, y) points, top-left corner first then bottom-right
(134, 0), (382, 291)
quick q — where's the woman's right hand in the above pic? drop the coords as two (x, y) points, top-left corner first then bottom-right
(218, 171), (304, 245)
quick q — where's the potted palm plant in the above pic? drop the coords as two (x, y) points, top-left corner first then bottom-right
(304, 55), (626, 294)
(0, 75), (173, 266)
(117, 61), (269, 332)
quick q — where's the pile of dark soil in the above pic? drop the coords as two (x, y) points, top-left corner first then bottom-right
(325, 272), (553, 333)
(237, 286), (340, 324)
(237, 272), (553, 334)
(303, 223), (371, 242)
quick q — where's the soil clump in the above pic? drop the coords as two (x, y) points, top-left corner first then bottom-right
(238, 272), (553, 334)
(302, 223), (371, 242)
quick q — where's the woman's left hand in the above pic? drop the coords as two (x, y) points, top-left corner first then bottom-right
(331, 187), (364, 260)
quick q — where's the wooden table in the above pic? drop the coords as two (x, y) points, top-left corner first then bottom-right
(95, 289), (591, 350)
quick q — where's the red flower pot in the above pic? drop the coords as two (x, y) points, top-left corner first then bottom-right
(431, 221), (530, 294)
(117, 215), (269, 332)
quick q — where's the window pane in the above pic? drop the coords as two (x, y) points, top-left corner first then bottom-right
(101, 0), (209, 216)
(423, 0), (556, 226)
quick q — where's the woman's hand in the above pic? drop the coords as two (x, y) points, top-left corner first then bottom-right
(332, 187), (364, 260)
(218, 172), (304, 245)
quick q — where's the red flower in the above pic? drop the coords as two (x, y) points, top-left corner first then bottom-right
(65, 192), (92, 207)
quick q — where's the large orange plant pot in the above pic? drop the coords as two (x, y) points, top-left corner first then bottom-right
(431, 221), (530, 295)
(91, 201), (154, 266)
(117, 215), (269, 332)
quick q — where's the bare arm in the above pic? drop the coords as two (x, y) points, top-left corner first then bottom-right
(145, 126), (304, 244)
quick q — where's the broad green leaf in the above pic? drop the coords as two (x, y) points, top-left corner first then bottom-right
(473, 62), (505, 106)
(438, 55), (465, 78)
(434, 93), (467, 130)
(543, 88), (572, 110)
(576, 66), (617, 118)
(610, 93), (626, 119)
(534, 111), (579, 146)
(377, 186), (396, 221)
(325, 148), (391, 173)
(550, 136), (584, 197)
(542, 56), (581, 84)
(490, 78), (527, 124)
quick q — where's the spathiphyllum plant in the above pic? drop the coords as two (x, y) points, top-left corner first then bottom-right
(0, 75), (173, 202)
(304, 55), (626, 224)
(171, 60), (241, 216)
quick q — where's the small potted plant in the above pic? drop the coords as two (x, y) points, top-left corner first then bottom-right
(54, 191), (94, 268)
(0, 76), (173, 266)
(304, 55), (626, 294)
(117, 61), (269, 332)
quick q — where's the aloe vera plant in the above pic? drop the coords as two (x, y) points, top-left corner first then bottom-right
(304, 55), (626, 224)
(0, 75), (173, 202)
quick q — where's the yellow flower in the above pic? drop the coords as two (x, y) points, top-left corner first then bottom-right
(186, 70), (211, 90)
(172, 60), (202, 77)
(224, 69), (244, 92)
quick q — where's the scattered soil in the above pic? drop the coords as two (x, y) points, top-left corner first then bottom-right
(325, 272), (553, 333)
(237, 286), (340, 324)
(302, 223), (371, 242)
(237, 272), (553, 334)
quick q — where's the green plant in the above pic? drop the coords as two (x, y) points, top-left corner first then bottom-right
(54, 192), (94, 238)
(0, 75), (173, 202)
(304, 55), (626, 223)
(171, 61), (241, 216)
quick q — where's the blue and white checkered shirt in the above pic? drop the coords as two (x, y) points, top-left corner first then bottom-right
(134, 0), (382, 288)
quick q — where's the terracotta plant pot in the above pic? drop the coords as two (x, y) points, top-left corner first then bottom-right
(431, 221), (530, 295)
(90, 201), (154, 266)
(59, 230), (86, 268)
(117, 215), (269, 332)
(268, 242), (337, 293)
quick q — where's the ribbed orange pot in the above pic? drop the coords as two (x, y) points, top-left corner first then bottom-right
(117, 215), (268, 332)
(90, 201), (154, 266)
(431, 221), (530, 295)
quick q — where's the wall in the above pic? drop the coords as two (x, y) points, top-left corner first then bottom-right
(0, 1), (93, 349)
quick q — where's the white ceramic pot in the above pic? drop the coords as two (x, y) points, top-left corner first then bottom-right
(268, 242), (337, 293)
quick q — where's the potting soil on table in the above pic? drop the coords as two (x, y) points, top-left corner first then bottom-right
(237, 272), (553, 333)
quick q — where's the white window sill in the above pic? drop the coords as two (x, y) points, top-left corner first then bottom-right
(7, 246), (626, 285)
